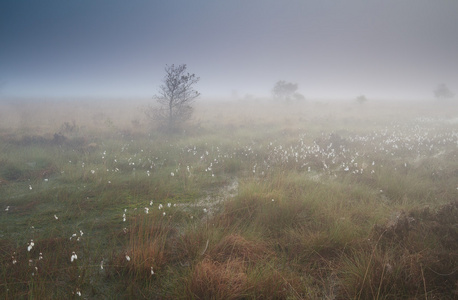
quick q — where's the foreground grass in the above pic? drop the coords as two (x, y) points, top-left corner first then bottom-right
(1, 99), (457, 298)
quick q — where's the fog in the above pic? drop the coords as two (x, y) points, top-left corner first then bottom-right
(2, 3), (458, 297)
(1, 0), (457, 101)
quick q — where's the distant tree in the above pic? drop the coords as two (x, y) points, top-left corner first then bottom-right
(356, 95), (368, 104)
(272, 80), (301, 102)
(146, 64), (200, 132)
(292, 93), (306, 102)
(434, 83), (454, 101)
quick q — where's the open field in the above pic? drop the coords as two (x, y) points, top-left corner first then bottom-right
(1, 99), (457, 299)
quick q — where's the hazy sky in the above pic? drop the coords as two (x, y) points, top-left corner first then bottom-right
(1, 0), (457, 99)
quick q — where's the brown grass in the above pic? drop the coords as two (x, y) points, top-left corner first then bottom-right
(209, 234), (272, 263)
(187, 258), (249, 299)
(112, 215), (176, 279)
(340, 200), (458, 299)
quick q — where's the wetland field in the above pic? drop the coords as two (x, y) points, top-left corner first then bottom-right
(1, 99), (457, 299)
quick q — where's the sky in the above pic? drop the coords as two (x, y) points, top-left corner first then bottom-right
(1, 0), (457, 100)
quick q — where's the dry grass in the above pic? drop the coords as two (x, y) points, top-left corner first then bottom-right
(188, 258), (249, 299)
(208, 234), (271, 263)
(339, 200), (458, 299)
(112, 214), (176, 280)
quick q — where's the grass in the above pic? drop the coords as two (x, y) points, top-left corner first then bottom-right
(1, 98), (457, 298)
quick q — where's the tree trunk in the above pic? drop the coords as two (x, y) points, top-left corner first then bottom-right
(168, 99), (173, 130)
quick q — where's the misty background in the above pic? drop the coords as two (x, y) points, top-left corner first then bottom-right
(1, 0), (457, 100)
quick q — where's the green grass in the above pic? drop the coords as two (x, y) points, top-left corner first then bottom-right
(1, 100), (457, 298)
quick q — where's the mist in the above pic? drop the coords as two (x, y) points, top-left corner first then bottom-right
(1, 0), (457, 100)
(2, 2), (458, 297)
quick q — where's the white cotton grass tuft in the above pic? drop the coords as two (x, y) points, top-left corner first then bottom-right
(27, 240), (34, 252)
(71, 251), (78, 262)
(125, 254), (131, 261)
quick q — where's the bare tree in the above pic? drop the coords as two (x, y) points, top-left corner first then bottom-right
(434, 83), (454, 101)
(147, 64), (200, 131)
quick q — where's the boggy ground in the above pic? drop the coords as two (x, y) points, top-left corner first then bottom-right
(0, 98), (457, 299)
